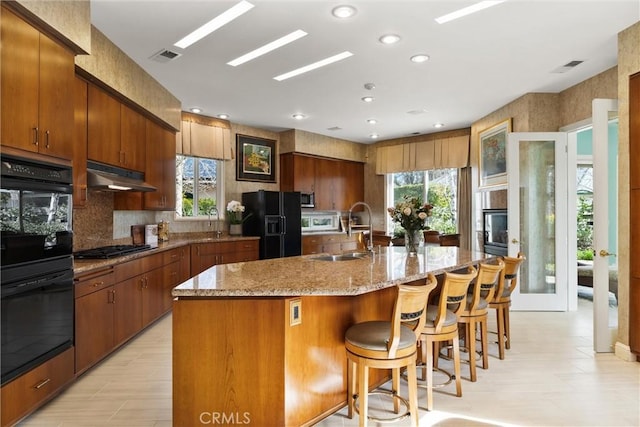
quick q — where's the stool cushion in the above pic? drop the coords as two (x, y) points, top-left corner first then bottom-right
(465, 294), (488, 310)
(424, 304), (457, 328)
(345, 321), (416, 353)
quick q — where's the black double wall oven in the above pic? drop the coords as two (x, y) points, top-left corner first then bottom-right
(0, 154), (74, 386)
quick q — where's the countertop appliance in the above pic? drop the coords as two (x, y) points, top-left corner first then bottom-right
(1, 154), (74, 385)
(300, 192), (315, 208)
(242, 190), (301, 259)
(74, 244), (151, 259)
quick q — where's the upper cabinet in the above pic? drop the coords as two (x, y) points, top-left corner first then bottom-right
(1, 7), (74, 160)
(179, 120), (232, 160)
(87, 84), (146, 172)
(73, 76), (88, 208)
(280, 153), (364, 211)
(114, 120), (176, 211)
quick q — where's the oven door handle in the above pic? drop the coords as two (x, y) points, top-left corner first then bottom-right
(1, 268), (73, 298)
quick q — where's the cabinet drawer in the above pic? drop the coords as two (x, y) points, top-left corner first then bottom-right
(232, 240), (259, 253)
(74, 268), (115, 298)
(162, 247), (182, 264)
(115, 252), (163, 282)
(1, 347), (74, 426)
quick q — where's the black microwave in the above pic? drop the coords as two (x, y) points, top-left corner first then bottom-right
(301, 192), (315, 208)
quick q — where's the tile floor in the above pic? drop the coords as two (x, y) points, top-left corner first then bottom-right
(19, 298), (639, 427)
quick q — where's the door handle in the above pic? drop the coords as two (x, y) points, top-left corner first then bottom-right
(599, 249), (617, 257)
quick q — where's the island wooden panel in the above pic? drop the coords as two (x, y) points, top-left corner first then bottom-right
(172, 286), (398, 427)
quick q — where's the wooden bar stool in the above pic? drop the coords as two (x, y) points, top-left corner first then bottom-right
(490, 252), (526, 359)
(345, 275), (437, 427)
(419, 266), (477, 411)
(457, 260), (505, 382)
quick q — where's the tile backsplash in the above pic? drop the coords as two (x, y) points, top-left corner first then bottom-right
(73, 190), (224, 250)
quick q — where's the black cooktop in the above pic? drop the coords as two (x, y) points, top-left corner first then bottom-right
(74, 244), (151, 259)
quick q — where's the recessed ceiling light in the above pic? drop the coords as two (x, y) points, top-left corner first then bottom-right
(361, 96), (374, 103)
(434, 123), (445, 128)
(227, 30), (307, 66)
(367, 119), (377, 124)
(292, 113), (306, 120)
(218, 113), (229, 119)
(332, 5), (357, 18)
(410, 54), (430, 63)
(364, 82), (376, 90)
(370, 134), (379, 139)
(379, 34), (401, 45)
(190, 107), (202, 114)
(435, 1), (505, 24)
(273, 51), (353, 81)
(174, 1), (254, 49)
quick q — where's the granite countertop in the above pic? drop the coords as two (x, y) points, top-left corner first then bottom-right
(73, 235), (259, 275)
(172, 245), (494, 298)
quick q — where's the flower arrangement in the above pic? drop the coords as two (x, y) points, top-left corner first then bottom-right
(387, 195), (433, 233)
(226, 200), (248, 224)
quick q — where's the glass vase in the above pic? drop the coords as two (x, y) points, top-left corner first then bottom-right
(405, 229), (422, 256)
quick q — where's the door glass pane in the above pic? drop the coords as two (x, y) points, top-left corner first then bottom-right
(519, 140), (556, 295)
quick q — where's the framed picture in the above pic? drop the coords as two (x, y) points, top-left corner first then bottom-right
(479, 118), (511, 188)
(236, 134), (276, 182)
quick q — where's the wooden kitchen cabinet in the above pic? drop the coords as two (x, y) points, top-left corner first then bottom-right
(88, 83), (146, 172)
(280, 153), (364, 211)
(630, 72), (640, 357)
(1, 6), (74, 160)
(143, 120), (176, 210)
(114, 119), (176, 211)
(162, 247), (190, 312)
(190, 240), (259, 276)
(302, 233), (361, 255)
(74, 268), (116, 374)
(0, 347), (74, 427)
(120, 104), (146, 172)
(73, 76), (88, 208)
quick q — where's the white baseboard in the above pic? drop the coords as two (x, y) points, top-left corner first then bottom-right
(614, 342), (638, 362)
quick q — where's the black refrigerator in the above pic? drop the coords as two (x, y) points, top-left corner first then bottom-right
(242, 190), (302, 259)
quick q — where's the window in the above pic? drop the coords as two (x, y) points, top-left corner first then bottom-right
(576, 162), (593, 259)
(386, 169), (458, 236)
(175, 155), (224, 219)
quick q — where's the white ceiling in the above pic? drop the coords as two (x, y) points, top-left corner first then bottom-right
(90, 0), (639, 144)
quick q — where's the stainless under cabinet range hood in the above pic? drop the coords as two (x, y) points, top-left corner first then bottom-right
(87, 161), (156, 192)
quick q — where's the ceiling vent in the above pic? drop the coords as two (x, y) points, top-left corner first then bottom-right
(551, 60), (584, 74)
(150, 49), (182, 63)
(327, 126), (342, 131)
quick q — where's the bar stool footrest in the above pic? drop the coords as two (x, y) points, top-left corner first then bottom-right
(353, 390), (411, 424)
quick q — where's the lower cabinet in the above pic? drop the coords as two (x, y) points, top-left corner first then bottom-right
(0, 347), (74, 427)
(302, 233), (361, 255)
(191, 240), (259, 276)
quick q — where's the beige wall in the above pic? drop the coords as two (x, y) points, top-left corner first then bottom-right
(13, 0), (91, 53)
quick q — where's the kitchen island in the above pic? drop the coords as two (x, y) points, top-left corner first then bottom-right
(172, 245), (494, 426)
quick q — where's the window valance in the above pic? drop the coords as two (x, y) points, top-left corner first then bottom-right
(177, 120), (233, 160)
(375, 135), (469, 174)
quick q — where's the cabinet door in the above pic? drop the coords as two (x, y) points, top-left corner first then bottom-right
(113, 276), (143, 345)
(75, 287), (114, 373)
(190, 243), (218, 276)
(219, 240), (259, 264)
(1, 8), (40, 153)
(315, 158), (337, 210)
(341, 161), (364, 210)
(73, 76), (88, 207)
(178, 246), (191, 282)
(143, 121), (176, 210)
(141, 268), (164, 326)
(88, 84), (121, 166)
(294, 155), (317, 193)
(163, 261), (180, 313)
(120, 104), (146, 172)
(38, 32), (74, 159)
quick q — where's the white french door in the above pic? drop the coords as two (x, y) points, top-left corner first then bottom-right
(592, 99), (618, 352)
(507, 132), (572, 311)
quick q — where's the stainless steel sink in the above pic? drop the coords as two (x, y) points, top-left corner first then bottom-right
(312, 252), (370, 261)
